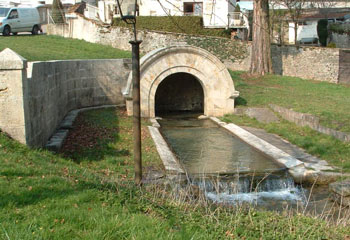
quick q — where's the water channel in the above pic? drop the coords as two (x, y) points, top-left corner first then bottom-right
(158, 115), (308, 208)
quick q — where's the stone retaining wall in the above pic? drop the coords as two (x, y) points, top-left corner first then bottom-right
(47, 16), (249, 71)
(0, 48), (131, 147)
(48, 14), (342, 83)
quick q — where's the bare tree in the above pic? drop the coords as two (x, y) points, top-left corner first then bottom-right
(269, 1), (287, 45)
(51, 0), (65, 24)
(250, 0), (273, 75)
(275, 0), (308, 45)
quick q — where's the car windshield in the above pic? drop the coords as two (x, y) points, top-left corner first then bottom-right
(0, 8), (10, 17)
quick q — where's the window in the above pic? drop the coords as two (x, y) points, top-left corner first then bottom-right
(0, 8), (10, 18)
(183, 2), (203, 16)
(9, 10), (18, 19)
(297, 21), (307, 26)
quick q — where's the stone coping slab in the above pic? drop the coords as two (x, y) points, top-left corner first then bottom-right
(210, 117), (304, 169)
(0, 48), (27, 70)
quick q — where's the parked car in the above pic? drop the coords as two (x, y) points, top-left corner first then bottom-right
(0, 7), (41, 36)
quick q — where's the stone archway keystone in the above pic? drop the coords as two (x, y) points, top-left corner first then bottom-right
(123, 45), (239, 118)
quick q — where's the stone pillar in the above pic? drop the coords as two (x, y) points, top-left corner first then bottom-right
(0, 48), (29, 145)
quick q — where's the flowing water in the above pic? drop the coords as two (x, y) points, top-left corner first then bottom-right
(158, 115), (307, 208)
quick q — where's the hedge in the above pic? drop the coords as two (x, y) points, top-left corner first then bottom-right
(317, 19), (328, 46)
(329, 23), (350, 35)
(112, 16), (231, 38)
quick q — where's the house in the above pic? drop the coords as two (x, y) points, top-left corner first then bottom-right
(234, 0), (350, 44)
(288, 9), (350, 44)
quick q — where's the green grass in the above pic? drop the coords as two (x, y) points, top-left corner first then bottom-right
(0, 35), (131, 61)
(230, 71), (350, 132)
(223, 71), (350, 172)
(221, 114), (350, 172)
(1, 107), (350, 239)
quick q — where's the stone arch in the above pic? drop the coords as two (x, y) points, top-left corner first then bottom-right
(123, 45), (239, 118)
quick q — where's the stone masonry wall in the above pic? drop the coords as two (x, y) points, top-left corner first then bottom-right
(47, 14), (342, 83)
(331, 32), (350, 49)
(272, 45), (340, 83)
(0, 48), (131, 147)
(47, 15), (251, 72)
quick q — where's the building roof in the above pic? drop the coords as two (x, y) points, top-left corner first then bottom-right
(301, 11), (350, 20)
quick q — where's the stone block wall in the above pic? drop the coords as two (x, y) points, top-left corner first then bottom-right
(47, 14), (343, 83)
(331, 32), (350, 49)
(272, 45), (340, 83)
(0, 48), (131, 147)
(47, 15), (250, 72)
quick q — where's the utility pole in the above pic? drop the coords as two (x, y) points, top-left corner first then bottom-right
(116, 0), (142, 185)
(131, 39), (142, 185)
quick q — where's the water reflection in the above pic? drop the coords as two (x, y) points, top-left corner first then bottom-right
(159, 117), (282, 174)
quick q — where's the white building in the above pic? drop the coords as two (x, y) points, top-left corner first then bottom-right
(0, 0), (95, 7)
(288, 11), (350, 44)
(0, 0), (44, 7)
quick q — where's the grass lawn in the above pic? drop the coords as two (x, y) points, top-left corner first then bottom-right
(1, 107), (350, 239)
(0, 35), (131, 61)
(223, 72), (350, 172)
(230, 71), (350, 133)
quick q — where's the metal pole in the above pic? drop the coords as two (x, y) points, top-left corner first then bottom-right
(130, 39), (142, 185)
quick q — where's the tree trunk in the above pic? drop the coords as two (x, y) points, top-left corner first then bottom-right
(250, 0), (273, 75)
(51, 0), (65, 24)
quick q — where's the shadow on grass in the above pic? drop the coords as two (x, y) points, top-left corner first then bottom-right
(0, 174), (123, 208)
(235, 96), (247, 106)
(0, 186), (80, 208)
(60, 108), (131, 163)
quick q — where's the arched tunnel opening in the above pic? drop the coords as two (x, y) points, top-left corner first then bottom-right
(155, 72), (204, 117)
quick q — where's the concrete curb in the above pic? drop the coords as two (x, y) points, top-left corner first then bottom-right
(148, 119), (184, 174)
(269, 104), (350, 142)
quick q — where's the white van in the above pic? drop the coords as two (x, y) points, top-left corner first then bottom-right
(0, 7), (41, 36)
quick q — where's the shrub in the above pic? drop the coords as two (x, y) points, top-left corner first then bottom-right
(329, 23), (350, 35)
(234, 4), (241, 12)
(317, 19), (328, 46)
(327, 42), (336, 48)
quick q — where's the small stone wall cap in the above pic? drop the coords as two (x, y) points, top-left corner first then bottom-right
(0, 48), (27, 70)
(329, 180), (350, 197)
